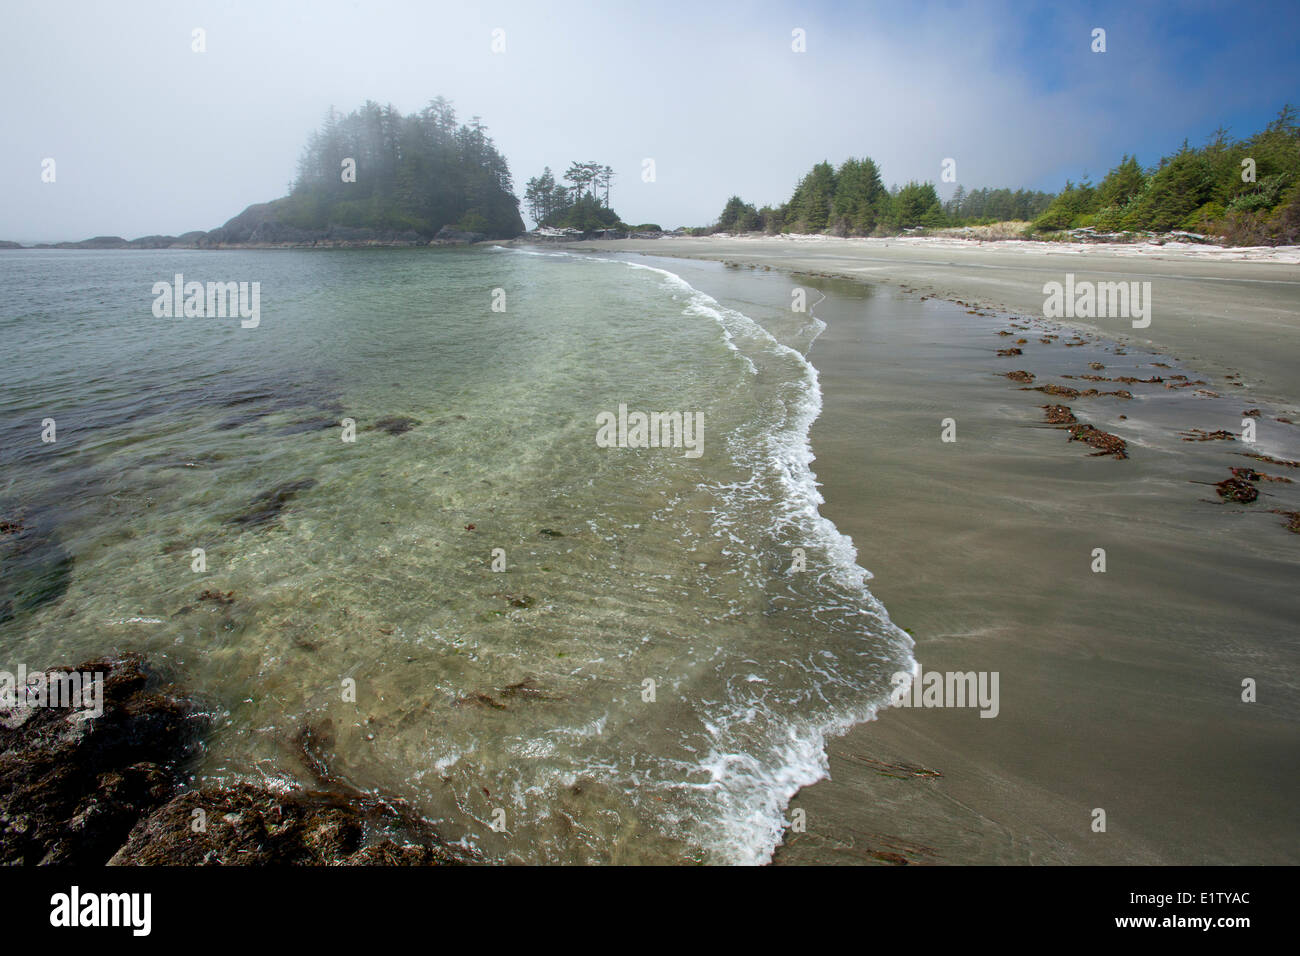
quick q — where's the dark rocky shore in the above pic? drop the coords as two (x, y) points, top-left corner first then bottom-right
(0, 197), (680, 250)
(0, 654), (469, 865)
(1, 199), (505, 250)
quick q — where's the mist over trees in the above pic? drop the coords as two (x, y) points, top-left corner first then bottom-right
(285, 98), (524, 238)
(262, 99), (1298, 247)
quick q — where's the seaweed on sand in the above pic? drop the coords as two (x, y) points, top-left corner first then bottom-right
(1230, 467), (1292, 484)
(1272, 511), (1300, 533)
(1026, 384), (1080, 399)
(1042, 404), (1077, 425)
(1240, 453), (1300, 468)
(1214, 477), (1258, 503)
(1066, 424), (1128, 459)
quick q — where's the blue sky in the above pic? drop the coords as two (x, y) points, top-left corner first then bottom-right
(1, 0), (1297, 238)
(975, 0), (1300, 183)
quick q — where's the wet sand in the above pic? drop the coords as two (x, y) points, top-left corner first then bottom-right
(560, 237), (1300, 865)
(567, 236), (1300, 404)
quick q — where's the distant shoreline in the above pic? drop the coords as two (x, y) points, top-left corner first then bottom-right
(0, 236), (482, 251)
(10, 228), (1300, 256)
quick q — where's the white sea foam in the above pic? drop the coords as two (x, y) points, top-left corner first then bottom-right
(603, 258), (915, 863)
(499, 244), (915, 863)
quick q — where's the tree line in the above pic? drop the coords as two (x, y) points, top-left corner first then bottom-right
(712, 158), (1053, 236)
(1029, 105), (1299, 243)
(706, 105), (1299, 245)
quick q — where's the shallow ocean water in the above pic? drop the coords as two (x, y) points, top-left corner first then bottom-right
(0, 246), (912, 864)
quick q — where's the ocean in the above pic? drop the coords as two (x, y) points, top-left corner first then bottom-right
(0, 245), (913, 864)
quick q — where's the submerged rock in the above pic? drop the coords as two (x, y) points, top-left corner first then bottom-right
(0, 506), (74, 625)
(368, 416), (421, 436)
(197, 589), (236, 605)
(228, 478), (317, 527)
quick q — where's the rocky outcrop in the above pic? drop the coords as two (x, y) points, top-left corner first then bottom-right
(108, 785), (468, 866)
(433, 225), (487, 244)
(26, 200), (502, 251)
(44, 236), (131, 249)
(0, 654), (205, 865)
(126, 235), (182, 249)
(195, 200), (502, 247)
(1, 654), (471, 865)
(195, 200), (431, 247)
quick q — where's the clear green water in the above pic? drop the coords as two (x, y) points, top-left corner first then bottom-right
(0, 246), (911, 864)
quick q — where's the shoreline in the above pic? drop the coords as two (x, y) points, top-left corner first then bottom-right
(5, 240), (1297, 865)
(11, 230), (1300, 257)
(561, 235), (1300, 406)
(0, 654), (470, 865)
(564, 243), (1300, 864)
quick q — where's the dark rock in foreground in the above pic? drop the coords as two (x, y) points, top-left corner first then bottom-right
(109, 784), (467, 866)
(1, 654), (471, 865)
(0, 654), (205, 865)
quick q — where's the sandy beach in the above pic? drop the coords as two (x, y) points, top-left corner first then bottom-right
(558, 236), (1300, 864)
(568, 236), (1300, 403)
